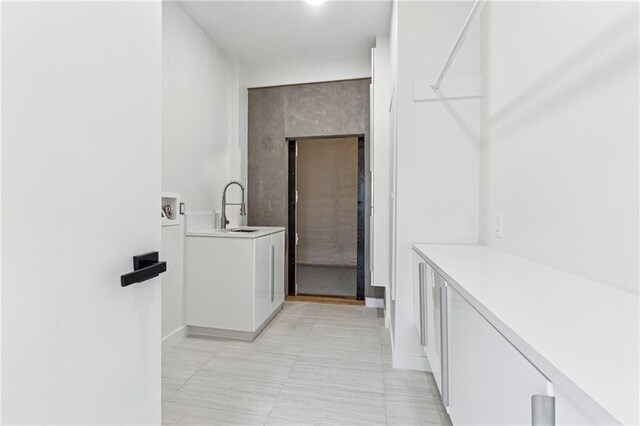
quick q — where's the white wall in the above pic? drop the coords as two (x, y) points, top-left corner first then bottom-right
(390, 1), (481, 369)
(163, 2), (235, 212)
(229, 61), (249, 186)
(247, 55), (371, 88)
(480, 1), (639, 295)
(162, 2), (247, 341)
(2, 2), (162, 422)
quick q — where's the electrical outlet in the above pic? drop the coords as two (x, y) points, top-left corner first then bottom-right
(494, 213), (503, 239)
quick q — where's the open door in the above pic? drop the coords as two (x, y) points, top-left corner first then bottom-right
(1, 2), (162, 423)
(287, 136), (365, 301)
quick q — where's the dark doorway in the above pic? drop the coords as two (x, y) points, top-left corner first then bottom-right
(287, 135), (365, 301)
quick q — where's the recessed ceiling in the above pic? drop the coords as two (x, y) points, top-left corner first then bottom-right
(178, 1), (392, 68)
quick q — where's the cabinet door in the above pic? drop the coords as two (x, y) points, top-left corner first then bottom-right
(555, 388), (596, 425)
(271, 231), (285, 310)
(253, 235), (272, 330)
(425, 267), (445, 399)
(412, 251), (423, 342)
(448, 286), (551, 425)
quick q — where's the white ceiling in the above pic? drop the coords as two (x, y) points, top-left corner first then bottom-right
(178, 1), (392, 68)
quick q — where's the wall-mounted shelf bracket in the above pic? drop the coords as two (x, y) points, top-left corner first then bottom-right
(431, 0), (486, 93)
(419, 0), (485, 101)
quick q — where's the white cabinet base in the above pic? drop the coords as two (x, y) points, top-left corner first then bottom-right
(187, 304), (283, 341)
(185, 230), (285, 339)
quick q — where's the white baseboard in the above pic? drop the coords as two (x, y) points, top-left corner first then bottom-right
(385, 302), (391, 328)
(161, 325), (187, 352)
(388, 326), (431, 372)
(188, 325), (255, 341)
(365, 297), (384, 308)
(392, 352), (431, 372)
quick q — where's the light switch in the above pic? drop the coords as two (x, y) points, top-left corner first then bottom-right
(494, 213), (503, 239)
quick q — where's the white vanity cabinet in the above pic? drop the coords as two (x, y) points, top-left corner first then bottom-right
(448, 286), (552, 425)
(185, 227), (285, 339)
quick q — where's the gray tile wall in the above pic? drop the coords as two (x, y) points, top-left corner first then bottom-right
(248, 79), (384, 298)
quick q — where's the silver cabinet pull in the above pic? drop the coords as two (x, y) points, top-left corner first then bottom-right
(531, 394), (555, 426)
(270, 245), (275, 303)
(418, 262), (427, 346)
(440, 282), (449, 408)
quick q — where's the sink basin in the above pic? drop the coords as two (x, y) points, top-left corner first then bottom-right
(228, 229), (259, 233)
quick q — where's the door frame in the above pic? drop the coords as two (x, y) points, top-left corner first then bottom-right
(286, 134), (366, 301)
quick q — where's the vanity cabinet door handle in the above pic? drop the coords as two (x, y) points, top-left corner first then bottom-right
(270, 245), (275, 303)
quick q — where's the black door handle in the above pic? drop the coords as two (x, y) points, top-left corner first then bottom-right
(120, 251), (166, 287)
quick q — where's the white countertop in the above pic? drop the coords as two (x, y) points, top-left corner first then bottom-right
(413, 243), (638, 425)
(186, 226), (285, 239)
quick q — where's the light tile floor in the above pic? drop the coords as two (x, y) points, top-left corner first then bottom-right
(162, 302), (451, 425)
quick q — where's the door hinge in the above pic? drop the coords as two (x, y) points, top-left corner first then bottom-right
(295, 232), (299, 245)
(296, 190), (299, 203)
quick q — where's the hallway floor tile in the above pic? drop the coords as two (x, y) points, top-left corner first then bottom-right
(162, 302), (451, 426)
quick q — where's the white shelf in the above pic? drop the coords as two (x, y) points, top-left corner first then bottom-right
(161, 192), (181, 227)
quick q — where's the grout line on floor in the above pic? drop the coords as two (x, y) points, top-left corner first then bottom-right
(262, 308), (315, 425)
(163, 337), (229, 404)
(163, 302), (450, 425)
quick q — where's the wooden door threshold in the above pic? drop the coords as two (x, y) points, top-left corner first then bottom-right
(286, 294), (364, 306)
